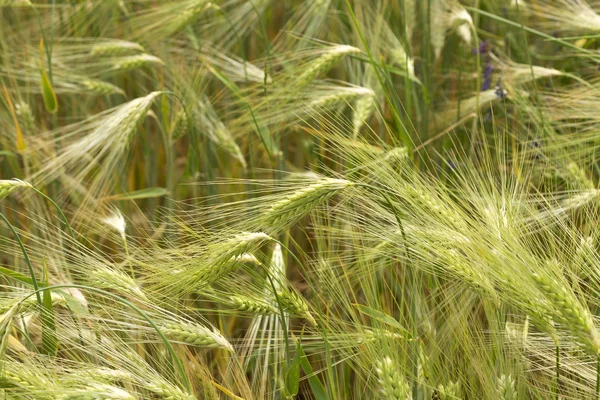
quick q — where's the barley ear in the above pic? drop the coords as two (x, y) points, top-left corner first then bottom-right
(0, 179), (32, 201)
(375, 357), (411, 400)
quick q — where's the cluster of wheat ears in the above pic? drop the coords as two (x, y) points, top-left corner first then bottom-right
(3, 0), (600, 399)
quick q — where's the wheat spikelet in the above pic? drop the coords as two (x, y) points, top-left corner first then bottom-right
(0, 304), (18, 358)
(560, 188), (600, 210)
(276, 289), (317, 326)
(496, 374), (516, 400)
(296, 45), (361, 88)
(564, 162), (595, 190)
(403, 0), (416, 39)
(0, 0), (30, 6)
(430, 0), (448, 60)
(404, 185), (463, 227)
(0, 293), (65, 315)
(0, 179), (31, 200)
(88, 267), (146, 300)
(352, 94), (376, 138)
(59, 384), (136, 400)
(128, 0), (215, 40)
(170, 0), (214, 33)
(145, 380), (196, 400)
(172, 239), (266, 292)
(171, 109), (189, 140)
(435, 381), (462, 399)
(505, 319), (529, 346)
(359, 328), (405, 343)
(417, 344), (431, 388)
(90, 40), (144, 56)
(208, 232), (270, 270)
(215, 126), (246, 169)
(490, 54), (563, 86)
(531, 0), (600, 33)
(2, 363), (48, 392)
(263, 177), (352, 227)
(15, 102), (35, 131)
(575, 235), (595, 278)
(113, 91), (162, 151)
(442, 250), (497, 298)
(450, 6), (473, 45)
(230, 294), (278, 315)
(81, 79), (124, 96)
(430, 1), (472, 59)
(69, 367), (133, 384)
(389, 46), (415, 79)
(533, 269), (600, 355)
(112, 54), (164, 71)
(159, 321), (234, 352)
(307, 87), (374, 111)
(374, 357), (411, 400)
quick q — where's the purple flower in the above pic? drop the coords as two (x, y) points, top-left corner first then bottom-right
(481, 63), (493, 91)
(473, 40), (489, 55)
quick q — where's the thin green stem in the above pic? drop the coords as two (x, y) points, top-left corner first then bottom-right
(0, 212), (41, 305)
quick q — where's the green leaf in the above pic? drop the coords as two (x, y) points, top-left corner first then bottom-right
(353, 304), (411, 338)
(0, 266), (37, 286)
(298, 343), (329, 400)
(0, 151), (18, 158)
(41, 260), (57, 356)
(286, 337), (303, 397)
(40, 67), (57, 114)
(103, 187), (170, 201)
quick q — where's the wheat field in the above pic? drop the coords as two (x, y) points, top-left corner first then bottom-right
(2, 0), (600, 399)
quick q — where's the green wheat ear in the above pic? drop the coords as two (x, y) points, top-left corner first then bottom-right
(159, 321), (234, 352)
(0, 179), (32, 200)
(375, 357), (411, 400)
(295, 45), (362, 89)
(262, 177), (353, 229)
(496, 374), (516, 400)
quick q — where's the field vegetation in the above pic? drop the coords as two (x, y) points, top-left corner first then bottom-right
(1, 0), (600, 398)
